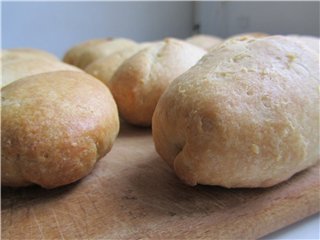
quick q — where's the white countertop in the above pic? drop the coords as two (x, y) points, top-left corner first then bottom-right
(262, 213), (320, 239)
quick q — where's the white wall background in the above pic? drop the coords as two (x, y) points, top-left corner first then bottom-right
(195, 1), (320, 38)
(2, 2), (193, 58)
(2, 2), (319, 58)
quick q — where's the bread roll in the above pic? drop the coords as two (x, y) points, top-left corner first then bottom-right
(84, 43), (151, 87)
(152, 36), (319, 188)
(63, 39), (108, 65)
(65, 38), (137, 69)
(2, 57), (81, 87)
(186, 34), (223, 50)
(1, 48), (58, 62)
(109, 38), (206, 126)
(1, 71), (119, 188)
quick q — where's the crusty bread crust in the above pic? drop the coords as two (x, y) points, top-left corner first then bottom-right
(153, 36), (319, 188)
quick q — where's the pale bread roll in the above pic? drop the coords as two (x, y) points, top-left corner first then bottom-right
(1, 48), (58, 62)
(63, 39), (108, 65)
(153, 36), (319, 188)
(186, 34), (223, 50)
(109, 38), (206, 126)
(69, 38), (137, 69)
(2, 71), (119, 188)
(84, 43), (151, 87)
(2, 57), (82, 87)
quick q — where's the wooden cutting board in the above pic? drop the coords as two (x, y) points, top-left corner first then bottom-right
(2, 123), (319, 239)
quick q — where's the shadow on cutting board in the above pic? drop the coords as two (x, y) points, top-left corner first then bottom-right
(1, 180), (80, 210)
(118, 119), (151, 138)
(121, 154), (273, 218)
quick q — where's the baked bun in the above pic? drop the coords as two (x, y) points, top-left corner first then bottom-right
(64, 38), (137, 69)
(84, 43), (151, 87)
(152, 36), (319, 188)
(186, 34), (223, 50)
(2, 57), (81, 87)
(109, 38), (206, 126)
(1, 71), (119, 188)
(63, 39), (108, 65)
(1, 48), (58, 62)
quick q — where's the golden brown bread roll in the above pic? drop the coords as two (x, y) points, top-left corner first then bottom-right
(186, 34), (223, 50)
(84, 43), (151, 87)
(2, 71), (119, 188)
(2, 57), (82, 87)
(63, 39), (108, 65)
(152, 36), (319, 188)
(109, 38), (206, 126)
(64, 38), (137, 69)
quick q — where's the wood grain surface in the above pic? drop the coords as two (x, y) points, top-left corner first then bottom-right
(2, 123), (320, 239)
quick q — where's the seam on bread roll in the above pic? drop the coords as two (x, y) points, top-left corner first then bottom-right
(75, 39), (137, 69)
(84, 43), (153, 88)
(109, 38), (206, 126)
